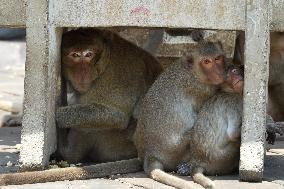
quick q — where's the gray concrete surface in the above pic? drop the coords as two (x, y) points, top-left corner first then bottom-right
(1, 126), (284, 189)
(20, 0), (63, 169)
(1, 0), (284, 32)
(0, 0), (25, 27)
(239, 0), (270, 181)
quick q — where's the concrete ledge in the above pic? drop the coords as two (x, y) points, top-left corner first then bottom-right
(1, 0), (284, 31)
(0, 0), (26, 27)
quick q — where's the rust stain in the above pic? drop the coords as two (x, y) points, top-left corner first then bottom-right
(130, 6), (150, 16)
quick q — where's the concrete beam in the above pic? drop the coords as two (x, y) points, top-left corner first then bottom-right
(20, 0), (62, 169)
(49, 0), (284, 31)
(1, 0), (284, 31)
(0, 0), (26, 27)
(239, 0), (270, 181)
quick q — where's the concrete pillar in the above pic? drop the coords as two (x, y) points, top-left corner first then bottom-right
(239, 0), (270, 181)
(20, 0), (62, 170)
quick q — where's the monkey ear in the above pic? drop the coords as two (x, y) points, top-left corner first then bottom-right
(185, 54), (194, 65)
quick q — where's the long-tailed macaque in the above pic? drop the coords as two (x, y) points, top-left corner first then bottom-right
(0, 28), (164, 185)
(176, 64), (283, 189)
(133, 41), (228, 189)
(56, 28), (163, 163)
(180, 65), (244, 189)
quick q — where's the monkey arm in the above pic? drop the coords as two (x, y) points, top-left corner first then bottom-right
(56, 104), (130, 129)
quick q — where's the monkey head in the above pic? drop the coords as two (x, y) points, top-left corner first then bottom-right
(187, 41), (227, 85)
(61, 29), (110, 93)
(222, 64), (244, 94)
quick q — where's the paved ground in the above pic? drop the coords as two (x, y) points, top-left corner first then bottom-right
(0, 41), (284, 189)
(0, 126), (284, 189)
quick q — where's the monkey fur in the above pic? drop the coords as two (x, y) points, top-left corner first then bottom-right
(133, 41), (228, 189)
(55, 28), (163, 164)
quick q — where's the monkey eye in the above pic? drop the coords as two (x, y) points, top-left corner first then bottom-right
(203, 59), (211, 64)
(215, 55), (222, 61)
(71, 52), (81, 58)
(85, 52), (94, 58)
(231, 68), (238, 74)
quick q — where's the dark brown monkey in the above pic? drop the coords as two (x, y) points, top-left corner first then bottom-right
(56, 28), (163, 163)
(133, 41), (228, 189)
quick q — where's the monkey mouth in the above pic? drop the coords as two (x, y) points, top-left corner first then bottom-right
(232, 79), (243, 87)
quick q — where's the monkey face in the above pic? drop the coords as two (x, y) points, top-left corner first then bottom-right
(225, 65), (244, 94)
(199, 54), (226, 85)
(62, 48), (103, 93)
(61, 29), (108, 94)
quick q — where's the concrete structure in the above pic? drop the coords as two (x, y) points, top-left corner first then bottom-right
(239, 0), (270, 181)
(1, 0), (284, 182)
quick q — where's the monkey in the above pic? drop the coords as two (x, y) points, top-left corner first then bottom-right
(133, 41), (228, 189)
(56, 28), (163, 164)
(176, 65), (284, 189)
(0, 28), (163, 186)
(177, 65), (244, 189)
(192, 30), (284, 134)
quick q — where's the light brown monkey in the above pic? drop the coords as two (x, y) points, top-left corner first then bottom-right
(56, 28), (163, 164)
(176, 65), (283, 189)
(179, 65), (244, 189)
(193, 30), (284, 137)
(133, 41), (228, 189)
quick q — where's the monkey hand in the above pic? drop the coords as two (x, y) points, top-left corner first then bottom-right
(176, 162), (191, 176)
(266, 122), (284, 145)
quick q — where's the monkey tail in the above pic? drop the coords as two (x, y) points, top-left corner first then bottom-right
(191, 167), (216, 189)
(146, 160), (198, 189)
(0, 158), (142, 186)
